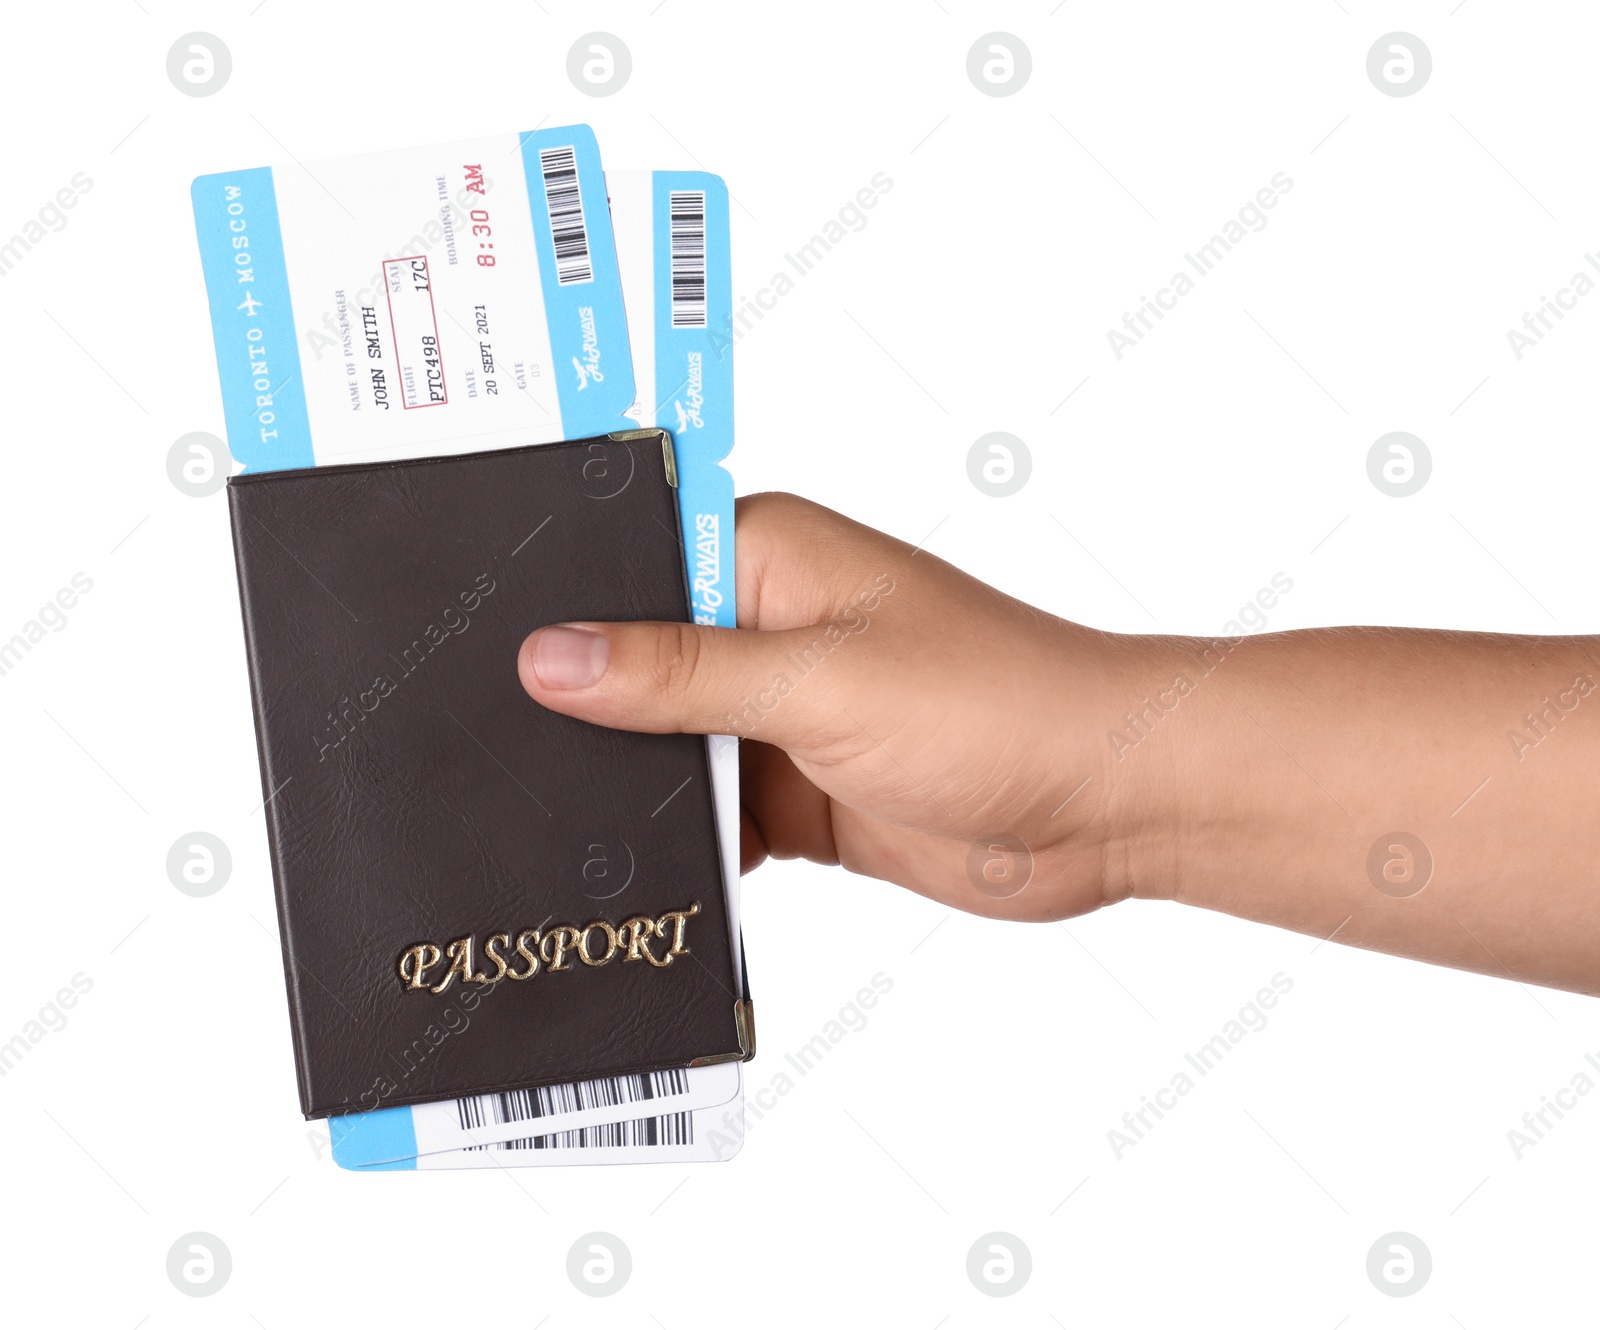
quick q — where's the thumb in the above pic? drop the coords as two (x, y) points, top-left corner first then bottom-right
(518, 620), (835, 744)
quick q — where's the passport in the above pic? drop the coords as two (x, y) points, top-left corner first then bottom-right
(227, 430), (752, 1119)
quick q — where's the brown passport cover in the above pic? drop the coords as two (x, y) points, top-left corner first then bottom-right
(227, 431), (747, 1119)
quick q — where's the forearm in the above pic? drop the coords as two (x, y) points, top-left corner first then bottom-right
(1105, 627), (1600, 995)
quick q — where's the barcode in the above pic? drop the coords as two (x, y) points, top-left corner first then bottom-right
(469, 1112), (694, 1151)
(668, 189), (707, 328)
(455, 1067), (689, 1132)
(538, 145), (593, 285)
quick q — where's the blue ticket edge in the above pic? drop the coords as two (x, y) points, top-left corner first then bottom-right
(652, 171), (735, 631)
(324, 170), (736, 1171)
(189, 125), (634, 472)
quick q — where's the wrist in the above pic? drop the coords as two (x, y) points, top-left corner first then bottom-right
(1023, 626), (1195, 914)
(1086, 630), (1269, 910)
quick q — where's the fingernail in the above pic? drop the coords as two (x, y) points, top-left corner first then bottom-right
(530, 625), (609, 689)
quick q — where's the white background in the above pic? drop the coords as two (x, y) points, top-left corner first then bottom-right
(1, 1), (1596, 1324)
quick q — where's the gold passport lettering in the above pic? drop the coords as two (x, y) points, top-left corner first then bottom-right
(397, 901), (702, 993)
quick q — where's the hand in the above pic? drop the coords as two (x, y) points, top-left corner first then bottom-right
(520, 492), (1600, 995)
(518, 492), (1130, 922)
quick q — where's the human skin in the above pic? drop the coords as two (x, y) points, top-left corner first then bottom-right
(518, 492), (1600, 998)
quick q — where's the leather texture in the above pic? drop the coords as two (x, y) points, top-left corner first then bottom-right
(227, 433), (743, 1119)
